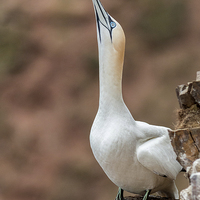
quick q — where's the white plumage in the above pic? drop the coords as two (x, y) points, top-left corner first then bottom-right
(90, 0), (182, 199)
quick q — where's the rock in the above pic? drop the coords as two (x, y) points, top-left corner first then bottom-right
(180, 185), (192, 200)
(175, 105), (200, 129)
(169, 129), (200, 170)
(124, 196), (174, 200)
(179, 160), (200, 200)
(190, 128), (200, 151)
(191, 81), (200, 106)
(173, 72), (200, 200)
(191, 172), (200, 199)
(176, 83), (195, 109)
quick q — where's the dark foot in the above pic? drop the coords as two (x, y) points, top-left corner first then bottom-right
(115, 188), (124, 200)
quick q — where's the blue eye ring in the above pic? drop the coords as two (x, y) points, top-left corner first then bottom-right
(110, 21), (116, 28)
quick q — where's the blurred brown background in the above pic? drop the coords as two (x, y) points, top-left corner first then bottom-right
(0, 0), (199, 199)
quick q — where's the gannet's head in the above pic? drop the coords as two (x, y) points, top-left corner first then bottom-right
(92, 0), (125, 58)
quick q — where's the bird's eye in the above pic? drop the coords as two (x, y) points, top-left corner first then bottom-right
(110, 21), (116, 28)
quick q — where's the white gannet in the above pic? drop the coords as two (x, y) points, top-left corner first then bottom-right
(89, 0), (182, 199)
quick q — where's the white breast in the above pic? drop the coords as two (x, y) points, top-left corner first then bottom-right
(90, 109), (180, 196)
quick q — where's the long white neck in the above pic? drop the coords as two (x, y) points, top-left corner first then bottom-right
(92, 0), (126, 111)
(98, 41), (125, 110)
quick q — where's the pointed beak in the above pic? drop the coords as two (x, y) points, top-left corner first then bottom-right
(92, 0), (116, 42)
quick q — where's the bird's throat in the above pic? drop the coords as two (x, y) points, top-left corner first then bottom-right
(98, 48), (124, 109)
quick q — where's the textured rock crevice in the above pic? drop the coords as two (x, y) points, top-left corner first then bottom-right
(169, 72), (200, 200)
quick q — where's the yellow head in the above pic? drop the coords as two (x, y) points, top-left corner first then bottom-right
(92, 0), (125, 68)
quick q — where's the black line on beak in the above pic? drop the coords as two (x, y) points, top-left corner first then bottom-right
(93, 0), (116, 43)
(96, 0), (109, 28)
(95, 7), (102, 42)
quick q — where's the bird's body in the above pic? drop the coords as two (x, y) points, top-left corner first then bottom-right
(91, 117), (179, 197)
(90, 0), (182, 199)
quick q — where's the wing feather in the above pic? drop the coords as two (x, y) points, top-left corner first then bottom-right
(137, 134), (182, 180)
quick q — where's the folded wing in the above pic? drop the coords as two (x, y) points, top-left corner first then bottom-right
(137, 134), (182, 180)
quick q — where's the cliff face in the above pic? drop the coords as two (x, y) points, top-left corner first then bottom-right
(0, 0), (199, 199)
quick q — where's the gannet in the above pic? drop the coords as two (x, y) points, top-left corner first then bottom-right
(89, 0), (182, 199)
